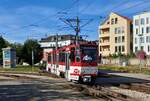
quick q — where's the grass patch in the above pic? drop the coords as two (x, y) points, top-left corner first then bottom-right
(99, 65), (150, 75)
(0, 65), (41, 73)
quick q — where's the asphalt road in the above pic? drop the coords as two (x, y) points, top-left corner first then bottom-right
(0, 75), (102, 101)
(96, 69), (150, 85)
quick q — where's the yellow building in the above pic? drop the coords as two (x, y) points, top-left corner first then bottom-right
(99, 12), (132, 57)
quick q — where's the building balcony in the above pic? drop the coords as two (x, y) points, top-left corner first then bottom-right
(100, 24), (110, 29)
(100, 33), (110, 37)
(99, 42), (110, 46)
(99, 50), (110, 57)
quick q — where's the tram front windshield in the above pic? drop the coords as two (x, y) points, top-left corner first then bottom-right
(81, 46), (97, 62)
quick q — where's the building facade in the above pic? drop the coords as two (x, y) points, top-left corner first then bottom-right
(39, 34), (85, 61)
(133, 12), (150, 55)
(99, 12), (132, 57)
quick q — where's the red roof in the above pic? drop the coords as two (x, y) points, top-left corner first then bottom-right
(113, 12), (132, 22)
(100, 12), (132, 25)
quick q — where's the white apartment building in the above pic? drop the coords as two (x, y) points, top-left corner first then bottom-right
(133, 11), (150, 55)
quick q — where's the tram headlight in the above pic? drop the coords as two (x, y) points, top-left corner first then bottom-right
(83, 76), (91, 82)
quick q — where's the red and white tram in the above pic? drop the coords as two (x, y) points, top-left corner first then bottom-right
(46, 42), (98, 83)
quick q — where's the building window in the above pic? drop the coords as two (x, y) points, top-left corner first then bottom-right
(58, 37), (61, 40)
(115, 27), (124, 34)
(148, 36), (150, 43)
(135, 19), (139, 26)
(140, 37), (144, 43)
(141, 46), (144, 50)
(146, 36), (148, 43)
(146, 27), (150, 33)
(136, 28), (138, 34)
(122, 36), (125, 42)
(111, 18), (114, 25)
(119, 46), (121, 52)
(146, 36), (150, 43)
(135, 38), (137, 44)
(118, 36), (121, 43)
(146, 18), (149, 24)
(141, 18), (145, 25)
(115, 28), (117, 34)
(122, 46), (125, 52)
(115, 18), (118, 24)
(148, 46), (150, 52)
(118, 27), (121, 34)
(141, 27), (144, 34)
(115, 37), (117, 43)
(115, 46), (117, 52)
(72, 36), (75, 39)
(135, 47), (138, 52)
(107, 21), (110, 24)
(122, 27), (125, 33)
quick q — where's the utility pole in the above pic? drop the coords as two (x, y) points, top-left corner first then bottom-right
(55, 33), (59, 74)
(59, 15), (93, 45)
(75, 16), (80, 45)
(31, 49), (34, 72)
(32, 50), (34, 66)
(59, 16), (80, 45)
(55, 33), (58, 50)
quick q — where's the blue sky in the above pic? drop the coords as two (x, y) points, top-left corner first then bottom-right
(0, 0), (150, 43)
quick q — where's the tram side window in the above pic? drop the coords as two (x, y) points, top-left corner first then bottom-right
(69, 48), (75, 62)
(53, 53), (56, 63)
(48, 54), (51, 62)
(59, 51), (65, 62)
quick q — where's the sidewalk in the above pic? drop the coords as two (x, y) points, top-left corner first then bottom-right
(109, 73), (150, 81)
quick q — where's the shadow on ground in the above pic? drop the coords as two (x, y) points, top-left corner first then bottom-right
(0, 80), (96, 101)
(96, 69), (150, 85)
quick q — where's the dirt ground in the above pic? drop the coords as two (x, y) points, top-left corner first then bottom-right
(0, 74), (104, 101)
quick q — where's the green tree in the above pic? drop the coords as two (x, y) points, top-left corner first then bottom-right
(10, 43), (23, 64)
(22, 39), (42, 65)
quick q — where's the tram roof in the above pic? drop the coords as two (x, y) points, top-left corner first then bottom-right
(48, 42), (97, 54)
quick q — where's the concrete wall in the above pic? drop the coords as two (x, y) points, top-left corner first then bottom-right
(101, 58), (150, 67)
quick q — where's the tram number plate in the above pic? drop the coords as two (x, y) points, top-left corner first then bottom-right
(70, 75), (79, 80)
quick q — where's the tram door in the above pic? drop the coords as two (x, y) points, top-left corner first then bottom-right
(65, 52), (70, 80)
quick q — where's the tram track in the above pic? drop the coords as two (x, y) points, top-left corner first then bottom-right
(71, 82), (150, 101)
(67, 83), (133, 101)
(68, 73), (150, 101)
(0, 72), (150, 101)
